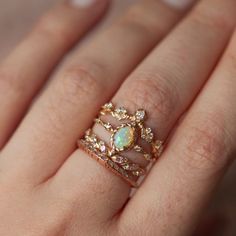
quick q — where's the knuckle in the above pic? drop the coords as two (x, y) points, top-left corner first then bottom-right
(180, 115), (230, 172)
(190, 7), (232, 33)
(120, 7), (156, 38)
(35, 14), (73, 45)
(121, 1), (169, 38)
(124, 73), (179, 122)
(39, 63), (105, 139)
(59, 65), (104, 105)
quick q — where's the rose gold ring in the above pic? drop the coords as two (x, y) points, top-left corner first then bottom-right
(77, 102), (164, 187)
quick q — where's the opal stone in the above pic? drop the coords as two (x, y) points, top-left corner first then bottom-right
(113, 126), (135, 150)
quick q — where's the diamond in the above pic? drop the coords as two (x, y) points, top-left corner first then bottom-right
(86, 133), (97, 143)
(147, 133), (154, 142)
(135, 109), (146, 121)
(104, 122), (112, 130)
(153, 140), (164, 157)
(134, 145), (142, 152)
(122, 163), (139, 171)
(146, 128), (152, 133)
(111, 155), (128, 164)
(103, 102), (114, 110)
(114, 107), (127, 120)
(99, 141), (106, 153)
(144, 153), (152, 161)
(132, 169), (145, 177)
(141, 128), (154, 143)
(154, 140), (163, 148)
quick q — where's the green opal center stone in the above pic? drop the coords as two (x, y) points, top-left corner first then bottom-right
(113, 126), (135, 150)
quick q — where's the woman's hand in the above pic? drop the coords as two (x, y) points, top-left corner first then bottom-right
(0, 0), (236, 235)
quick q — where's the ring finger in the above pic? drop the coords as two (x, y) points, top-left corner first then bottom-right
(55, 0), (236, 224)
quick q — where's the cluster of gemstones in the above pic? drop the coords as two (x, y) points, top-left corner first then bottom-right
(79, 102), (164, 187)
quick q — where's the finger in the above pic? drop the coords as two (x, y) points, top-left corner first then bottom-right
(2, 0), (186, 184)
(122, 19), (236, 236)
(0, 0), (108, 148)
(55, 0), (236, 221)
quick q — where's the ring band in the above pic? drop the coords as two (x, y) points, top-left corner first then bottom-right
(78, 102), (164, 187)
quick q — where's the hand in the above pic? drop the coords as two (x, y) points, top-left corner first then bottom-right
(0, 0), (235, 235)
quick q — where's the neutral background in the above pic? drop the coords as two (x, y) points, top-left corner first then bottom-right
(0, 0), (235, 235)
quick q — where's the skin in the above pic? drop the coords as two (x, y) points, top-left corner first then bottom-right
(0, 0), (135, 59)
(0, 0), (236, 235)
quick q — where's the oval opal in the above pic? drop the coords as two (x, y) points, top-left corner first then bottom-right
(113, 126), (135, 150)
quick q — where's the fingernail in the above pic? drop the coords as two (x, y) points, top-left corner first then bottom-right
(70, 0), (98, 8)
(162, 0), (196, 10)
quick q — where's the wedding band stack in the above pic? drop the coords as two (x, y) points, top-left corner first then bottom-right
(78, 102), (164, 187)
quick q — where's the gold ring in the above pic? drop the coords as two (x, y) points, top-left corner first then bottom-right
(78, 102), (164, 187)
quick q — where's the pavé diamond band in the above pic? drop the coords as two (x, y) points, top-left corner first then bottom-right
(77, 102), (164, 187)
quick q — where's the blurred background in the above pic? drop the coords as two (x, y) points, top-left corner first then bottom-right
(0, 0), (235, 235)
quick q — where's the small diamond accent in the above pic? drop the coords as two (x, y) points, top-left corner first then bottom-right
(122, 163), (139, 171)
(153, 140), (164, 157)
(99, 141), (106, 153)
(135, 109), (146, 121)
(86, 133), (97, 143)
(114, 107), (127, 120)
(134, 145), (142, 152)
(104, 123), (112, 129)
(132, 169), (145, 177)
(141, 128), (154, 143)
(111, 155), (128, 164)
(144, 153), (152, 161)
(103, 102), (114, 110)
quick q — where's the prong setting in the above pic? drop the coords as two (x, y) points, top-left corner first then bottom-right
(79, 102), (164, 187)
